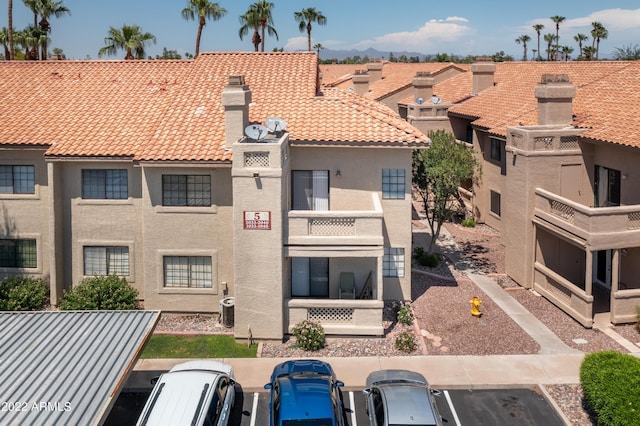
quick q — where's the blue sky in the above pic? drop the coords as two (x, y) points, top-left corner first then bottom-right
(2, 0), (640, 59)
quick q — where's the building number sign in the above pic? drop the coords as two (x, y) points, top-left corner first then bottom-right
(244, 211), (271, 230)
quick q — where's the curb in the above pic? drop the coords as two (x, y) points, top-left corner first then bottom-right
(539, 384), (573, 426)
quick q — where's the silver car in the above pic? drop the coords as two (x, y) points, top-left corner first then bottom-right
(362, 369), (443, 426)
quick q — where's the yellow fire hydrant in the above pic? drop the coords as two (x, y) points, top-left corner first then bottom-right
(470, 296), (482, 317)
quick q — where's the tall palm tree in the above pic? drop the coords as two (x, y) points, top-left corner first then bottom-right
(591, 21), (608, 60)
(573, 33), (588, 60)
(21, 25), (47, 59)
(98, 24), (156, 60)
(561, 45), (574, 61)
(181, 0), (227, 58)
(35, 0), (70, 60)
(550, 15), (565, 61)
(294, 7), (327, 52)
(543, 33), (556, 60)
(251, 1), (277, 52)
(238, 8), (261, 52)
(515, 34), (531, 61)
(8, 0), (14, 59)
(532, 24), (544, 61)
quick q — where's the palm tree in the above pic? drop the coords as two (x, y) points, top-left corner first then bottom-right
(21, 25), (47, 59)
(238, 8), (261, 52)
(181, 0), (227, 58)
(312, 42), (323, 56)
(574, 33), (588, 60)
(251, 1), (277, 52)
(550, 15), (565, 61)
(294, 7), (327, 52)
(35, 0), (70, 60)
(0, 26), (10, 59)
(591, 21), (608, 60)
(515, 34), (531, 61)
(532, 24), (544, 61)
(98, 24), (156, 60)
(543, 33), (556, 60)
(561, 45), (574, 61)
(582, 46), (596, 61)
(8, 0), (14, 59)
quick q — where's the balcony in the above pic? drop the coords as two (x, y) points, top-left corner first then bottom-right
(287, 192), (383, 246)
(534, 188), (640, 249)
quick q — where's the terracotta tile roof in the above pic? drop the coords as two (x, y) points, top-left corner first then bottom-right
(447, 62), (639, 147)
(399, 71), (473, 106)
(321, 62), (467, 101)
(0, 52), (427, 162)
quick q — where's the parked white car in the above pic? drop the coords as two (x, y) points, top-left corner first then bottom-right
(135, 360), (235, 426)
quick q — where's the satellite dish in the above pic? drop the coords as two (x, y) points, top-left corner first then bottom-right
(348, 87), (355, 93)
(265, 117), (288, 133)
(431, 95), (441, 104)
(244, 124), (269, 141)
(416, 97), (425, 105)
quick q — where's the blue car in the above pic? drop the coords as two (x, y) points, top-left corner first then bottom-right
(264, 359), (346, 426)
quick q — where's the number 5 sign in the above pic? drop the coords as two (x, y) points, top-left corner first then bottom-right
(243, 211), (271, 230)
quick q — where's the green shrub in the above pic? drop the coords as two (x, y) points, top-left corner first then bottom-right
(580, 351), (640, 426)
(418, 252), (442, 268)
(397, 302), (413, 325)
(461, 218), (476, 228)
(291, 320), (325, 351)
(59, 275), (139, 310)
(413, 246), (426, 258)
(0, 276), (48, 311)
(395, 331), (417, 353)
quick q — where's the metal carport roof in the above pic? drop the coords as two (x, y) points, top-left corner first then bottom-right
(0, 310), (159, 426)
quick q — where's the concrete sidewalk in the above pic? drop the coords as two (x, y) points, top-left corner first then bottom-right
(133, 353), (585, 391)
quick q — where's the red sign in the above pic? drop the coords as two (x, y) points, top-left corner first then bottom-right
(243, 211), (271, 230)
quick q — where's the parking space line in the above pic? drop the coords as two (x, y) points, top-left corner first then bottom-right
(444, 390), (462, 426)
(250, 392), (259, 426)
(349, 391), (357, 426)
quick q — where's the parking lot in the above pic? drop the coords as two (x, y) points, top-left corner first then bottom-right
(106, 372), (566, 426)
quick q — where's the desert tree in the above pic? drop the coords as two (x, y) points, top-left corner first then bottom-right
(515, 34), (531, 61)
(550, 15), (565, 60)
(181, 0), (227, 58)
(294, 7), (327, 52)
(532, 23), (544, 61)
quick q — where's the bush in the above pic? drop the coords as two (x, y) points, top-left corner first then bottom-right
(413, 246), (426, 258)
(395, 331), (417, 353)
(0, 276), (48, 311)
(59, 275), (139, 310)
(291, 320), (325, 351)
(418, 252), (442, 268)
(396, 302), (413, 325)
(461, 218), (476, 228)
(580, 351), (640, 426)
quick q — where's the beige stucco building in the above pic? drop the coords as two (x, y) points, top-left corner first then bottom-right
(390, 58), (640, 327)
(0, 53), (427, 341)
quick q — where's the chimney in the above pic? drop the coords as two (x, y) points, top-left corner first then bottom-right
(221, 75), (252, 149)
(413, 71), (434, 102)
(352, 70), (370, 95)
(366, 61), (383, 83)
(471, 56), (496, 95)
(535, 74), (576, 125)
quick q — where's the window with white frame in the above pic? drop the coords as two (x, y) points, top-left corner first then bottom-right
(162, 175), (211, 206)
(382, 169), (405, 199)
(82, 169), (128, 199)
(83, 246), (129, 276)
(383, 247), (405, 277)
(0, 239), (37, 268)
(0, 165), (35, 194)
(164, 256), (212, 288)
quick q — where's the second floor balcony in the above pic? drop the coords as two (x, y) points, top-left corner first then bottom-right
(534, 188), (640, 249)
(287, 192), (383, 246)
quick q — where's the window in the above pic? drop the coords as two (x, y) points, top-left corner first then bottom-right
(82, 169), (128, 199)
(383, 247), (405, 277)
(84, 246), (129, 276)
(162, 175), (211, 207)
(490, 190), (501, 216)
(164, 256), (212, 288)
(595, 165), (621, 207)
(382, 169), (405, 199)
(292, 171), (328, 210)
(490, 138), (507, 176)
(0, 165), (35, 194)
(291, 257), (329, 297)
(0, 239), (36, 268)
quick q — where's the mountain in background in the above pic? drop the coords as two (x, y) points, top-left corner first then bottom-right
(314, 47), (429, 62)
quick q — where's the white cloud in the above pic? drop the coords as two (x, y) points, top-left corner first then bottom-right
(565, 8), (640, 30)
(284, 36), (308, 51)
(350, 17), (473, 52)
